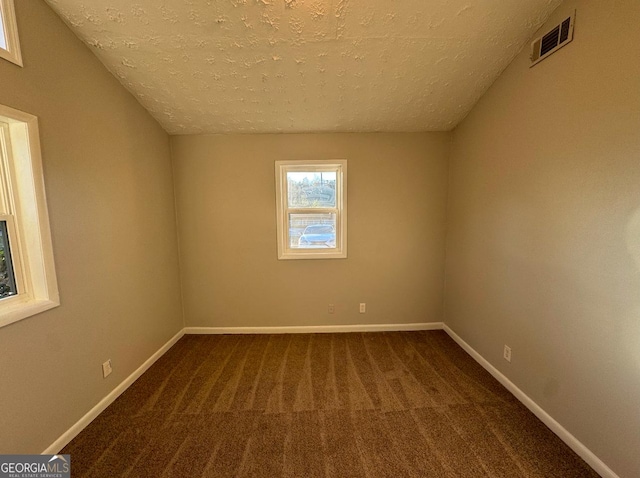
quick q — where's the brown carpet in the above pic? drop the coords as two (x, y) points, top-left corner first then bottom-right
(62, 331), (599, 477)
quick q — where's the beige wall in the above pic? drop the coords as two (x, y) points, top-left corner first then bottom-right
(0, 1), (182, 453)
(172, 133), (449, 328)
(445, 0), (640, 476)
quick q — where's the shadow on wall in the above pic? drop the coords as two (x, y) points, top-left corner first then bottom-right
(626, 206), (640, 371)
(627, 207), (640, 272)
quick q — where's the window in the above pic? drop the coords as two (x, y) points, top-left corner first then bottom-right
(0, 104), (59, 328)
(275, 160), (347, 260)
(0, 217), (18, 298)
(0, 0), (22, 67)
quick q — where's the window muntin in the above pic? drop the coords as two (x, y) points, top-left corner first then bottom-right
(275, 160), (347, 260)
(0, 0), (22, 67)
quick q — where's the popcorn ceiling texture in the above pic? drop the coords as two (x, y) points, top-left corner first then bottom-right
(44, 0), (562, 134)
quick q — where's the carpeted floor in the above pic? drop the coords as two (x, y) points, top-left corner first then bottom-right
(62, 331), (599, 477)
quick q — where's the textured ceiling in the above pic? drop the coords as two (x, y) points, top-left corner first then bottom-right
(44, 0), (562, 134)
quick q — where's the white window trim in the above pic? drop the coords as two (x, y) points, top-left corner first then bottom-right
(0, 0), (23, 67)
(0, 104), (59, 328)
(275, 160), (347, 260)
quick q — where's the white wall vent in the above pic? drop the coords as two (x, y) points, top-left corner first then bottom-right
(530, 11), (575, 67)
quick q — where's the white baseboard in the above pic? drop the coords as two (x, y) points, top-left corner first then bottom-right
(184, 322), (444, 335)
(42, 329), (185, 455)
(443, 324), (618, 478)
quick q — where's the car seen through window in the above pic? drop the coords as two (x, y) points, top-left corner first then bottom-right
(298, 224), (336, 248)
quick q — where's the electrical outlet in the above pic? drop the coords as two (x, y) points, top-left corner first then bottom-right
(503, 345), (512, 363)
(359, 303), (366, 313)
(102, 359), (112, 378)
(328, 304), (335, 314)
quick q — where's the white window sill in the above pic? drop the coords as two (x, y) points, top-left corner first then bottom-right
(0, 297), (60, 329)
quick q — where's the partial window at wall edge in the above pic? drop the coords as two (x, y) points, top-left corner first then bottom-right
(0, 104), (59, 329)
(0, 0), (23, 67)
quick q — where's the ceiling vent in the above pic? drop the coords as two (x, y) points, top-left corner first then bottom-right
(530, 11), (575, 67)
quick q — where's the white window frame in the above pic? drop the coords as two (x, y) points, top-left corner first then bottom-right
(275, 160), (347, 260)
(0, 104), (59, 328)
(0, 0), (23, 67)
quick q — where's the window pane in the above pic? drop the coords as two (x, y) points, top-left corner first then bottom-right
(0, 7), (6, 50)
(289, 213), (336, 249)
(287, 171), (336, 208)
(0, 220), (17, 298)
